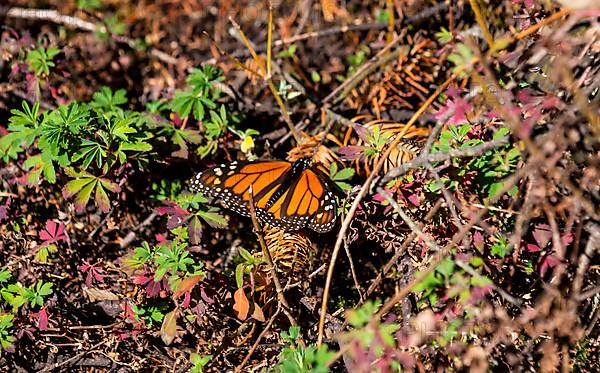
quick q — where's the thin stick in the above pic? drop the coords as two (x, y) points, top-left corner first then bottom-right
(343, 236), (363, 302)
(322, 30), (407, 104)
(39, 341), (105, 372)
(375, 165), (529, 319)
(229, 17), (302, 143)
(235, 305), (281, 372)
(316, 74), (455, 345)
(5, 7), (178, 65)
(379, 136), (509, 185)
(378, 188), (522, 307)
(364, 199), (442, 298)
(267, 1), (273, 79)
(468, 0), (494, 48)
(247, 185), (297, 327)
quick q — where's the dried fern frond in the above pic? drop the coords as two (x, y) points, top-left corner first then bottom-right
(254, 225), (316, 284)
(346, 32), (445, 116)
(287, 131), (342, 173)
(344, 120), (430, 176)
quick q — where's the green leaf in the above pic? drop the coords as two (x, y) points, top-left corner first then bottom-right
(63, 171), (119, 213)
(91, 87), (128, 110)
(235, 263), (245, 289)
(435, 27), (453, 44)
(490, 236), (508, 258)
(72, 140), (106, 169)
(27, 47), (60, 76)
(332, 167), (355, 181)
(0, 270), (11, 283)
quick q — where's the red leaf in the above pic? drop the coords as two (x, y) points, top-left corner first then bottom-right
(540, 255), (560, 277)
(34, 308), (49, 331)
(39, 220), (67, 246)
(434, 96), (473, 125)
(473, 231), (485, 252)
(407, 193), (420, 206)
(561, 232), (573, 248)
(156, 201), (189, 217)
(182, 292), (192, 308)
(526, 243), (541, 253)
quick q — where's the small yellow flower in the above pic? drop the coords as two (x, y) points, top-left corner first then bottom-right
(241, 136), (255, 153)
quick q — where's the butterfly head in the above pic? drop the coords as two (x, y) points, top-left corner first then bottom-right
(291, 158), (312, 175)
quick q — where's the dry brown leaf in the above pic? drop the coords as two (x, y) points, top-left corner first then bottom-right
(251, 303), (265, 322)
(173, 275), (202, 299)
(233, 288), (250, 320)
(160, 308), (179, 346)
(85, 287), (119, 302)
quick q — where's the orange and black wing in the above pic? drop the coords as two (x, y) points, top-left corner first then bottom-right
(262, 168), (337, 233)
(190, 160), (292, 217)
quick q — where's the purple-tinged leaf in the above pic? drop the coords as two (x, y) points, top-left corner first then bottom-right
(39, 220), (68, 246)
(0, 198), (11, 223)
(473, 231), (485, 252)
(446, 85), (463, 98)
(540, 255), (560, 277)
(95, 183), (111, 213)
(526, 243), (541, 253)
(80, 261), (106, 287)
(532, 223), (552, 248)
(339, 145), (365, 161)
(33, 308), (49, 331)
(188, 215), (202, 245)
(434, 96), (473, 125)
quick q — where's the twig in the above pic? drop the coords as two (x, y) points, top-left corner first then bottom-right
(364, 199), (442, 298)
(379, 188), (522, 306)
(229, 16), (302, 143)
(4, 7), (179, 66)
(316, 74), (455, 346)
(39, 341), (105, 372)
(247, 186), (297, 327)
(322, 30), (407, 104)
(343, 236), (363, 302)
(375, 165), (529, 319)
(235, 305), (281, 372)
(379, 136), (509, 186)
(468, 0), (494, 48)
(572, 222), (600, 299)
(89, 207), (114, 239)
(119, 212), (158, 248)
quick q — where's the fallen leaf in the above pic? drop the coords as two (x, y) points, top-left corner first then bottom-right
(251, 303), (265, 322)
(173, 275), (202, 299)
(161, 308), (179, 345)
(85, 288), (119, 302)
(233, 288), (249, 320)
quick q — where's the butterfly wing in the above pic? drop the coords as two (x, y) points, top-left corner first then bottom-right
(190, 161), (292, 217)
(264, 168), (337, 233)
(190, 160), (337, 233)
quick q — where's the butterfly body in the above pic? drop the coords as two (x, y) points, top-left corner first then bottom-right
(190, 158), (337, 233)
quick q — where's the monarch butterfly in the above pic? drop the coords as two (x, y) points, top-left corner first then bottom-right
(190, 158), (337, 233)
